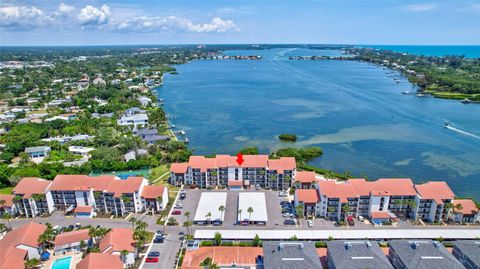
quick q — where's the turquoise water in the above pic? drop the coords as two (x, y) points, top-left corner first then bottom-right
(89, 168), (151, 179)
(52, 256), (71, 269)
(159, 48), (480, 199)
(365, 45), (480, 58)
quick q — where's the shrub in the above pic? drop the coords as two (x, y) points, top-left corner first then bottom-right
(315, 241), (327, 248)
(201, 241), (214, 247)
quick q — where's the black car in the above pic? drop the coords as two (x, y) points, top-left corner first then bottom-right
(148, 251), (160, 257)
(284, 219), (296, 225)
(179, 192), (187, 199)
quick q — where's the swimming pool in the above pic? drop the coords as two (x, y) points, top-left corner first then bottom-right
(51, 256), (71, 269)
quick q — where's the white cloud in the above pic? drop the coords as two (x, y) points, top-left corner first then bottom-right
(55, 3), (75, 16)
(405, 4), (437, 12)
(78, 4), (111, 26)
(114, 16), (237, 33)
(0, 5), (52, 29)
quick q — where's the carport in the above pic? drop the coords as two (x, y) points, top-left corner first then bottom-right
(237, 192), (268, 225)
(193, 192), (227, 225)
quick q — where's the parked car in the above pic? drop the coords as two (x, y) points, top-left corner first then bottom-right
(278, 191), (287, 197)
(148, 251), (160, 257)
(255, 184), (261, 190)
(172, 210), (182, 215)
(174, 203), (183, 209)
(145, 257), (158, 263)
(74, 223), (81, 229)
(156, 230), (165, 236)
(153, 236), (165, 244)
(282, 213), (294, 218)
(179, 191), (187, 199)
(67, 225), (74, 231)
(347, 216), (355, 226)
(284, 219), (296, 225)
(280, 201), (290, 207)
(307, 220), (314, 227)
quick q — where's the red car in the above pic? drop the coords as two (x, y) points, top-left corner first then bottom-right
(146, 257), (158, 263)
(172, 210), (182, 215)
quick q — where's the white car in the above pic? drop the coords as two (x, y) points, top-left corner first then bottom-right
(278, 191), (287, 197)
(174, 203), (183, 209)
(282, 213), (294, 218)
(307, 220), (314, 227)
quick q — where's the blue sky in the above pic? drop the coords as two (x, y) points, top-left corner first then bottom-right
(1, 0), (479, 46)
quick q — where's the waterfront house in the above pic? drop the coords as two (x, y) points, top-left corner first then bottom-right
(99, 228), (136, 267)
(452, 240), (480, 269)
(262, 241), (323, 269)
(24, 146), (51, 158)
(135, 128), (170, 144)
(77, 253), (123, 269)
(450, 199), (480, 223)
(12, 178), (54, 217)
(54, 229), (91, 254)
(169, 155), (296, 190)
(0, 222), (46, 269)
(117, 113), (148, 129)
(137, 96), (152, 107)
(388, 240), (464, 269)
(326, 240), (393, 269)
(317, 180), (358, 221)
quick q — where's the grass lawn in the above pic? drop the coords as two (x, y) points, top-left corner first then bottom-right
(150, 164), (170, 181)
(0, 187), (13, 194)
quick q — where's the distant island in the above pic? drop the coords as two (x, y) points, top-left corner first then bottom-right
(278, 134), (297, 142)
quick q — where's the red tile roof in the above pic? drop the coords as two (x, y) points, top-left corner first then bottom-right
(99, 228), (135, 254)
(371, 211), (391, 219)
(141, 185), (166, 199)
(49, 175), (116, 191)
(268, 157), (296, 173)
(54, 229), (90, 247)
(452, 199), (479, 215)
(349, 178), (417, 197)
(318, 181), (358, 202)
(0, 194), (14, 207)
(12, 177), (51, 198)
(228, 180), (243, 186)
(77, 253), (123, 269)
(374, 178), (417, 196)
(173, 155), (296, 173)
(0, 222), (46, 269)
(74, 206), (93, 213)
(415, 182), (455, 204)
(295, 171), (317, 183)
(170, 162), (189, 173)
(48, 175), (145, 197)
(296, 189), (320, 204)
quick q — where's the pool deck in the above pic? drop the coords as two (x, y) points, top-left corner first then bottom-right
(42, 250), (83, 269)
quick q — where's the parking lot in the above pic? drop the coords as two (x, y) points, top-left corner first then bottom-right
(170, 189), (290, 229)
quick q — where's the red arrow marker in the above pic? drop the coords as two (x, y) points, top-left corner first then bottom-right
(236, 153), (244, 165)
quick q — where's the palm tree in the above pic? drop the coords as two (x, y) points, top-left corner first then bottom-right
(218, 205), (225, 221)
(0, 223), (6, 233)
(120, 249), (129, 264)
(79, 240), (87, 250)
(341, 204), (350, 220)
(454, 203), (464, 222)
(129, 217), (137, 229)
(24, 258), (40, 269)
(444, 203), (454, 220)
(206, 212), (212, 224)
(184, 211), (191, 222)
(183, 221), (192, 236)
(247, 207), (254, 223)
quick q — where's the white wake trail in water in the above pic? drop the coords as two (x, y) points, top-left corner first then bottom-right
(445, 125), (480, 140)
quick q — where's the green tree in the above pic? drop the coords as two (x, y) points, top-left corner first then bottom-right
(247, 207), (254, 223)
(218, 205), (225, 221)
(296, 204), (305, 219)
(253, 234), (261, 247)
(24, 258), (40, 269)
(214, 232), (222, 246)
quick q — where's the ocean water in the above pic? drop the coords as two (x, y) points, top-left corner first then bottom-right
(159, 48), (480, 199)
(365, 45), (480, 58)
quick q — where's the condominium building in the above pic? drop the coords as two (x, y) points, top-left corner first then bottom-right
(294, 177), (467, 223)
(169, 155), (296, 190)
(413, 182), (455, 222)
(11, 175), (168, 217)
(12, 178), (54, 218)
